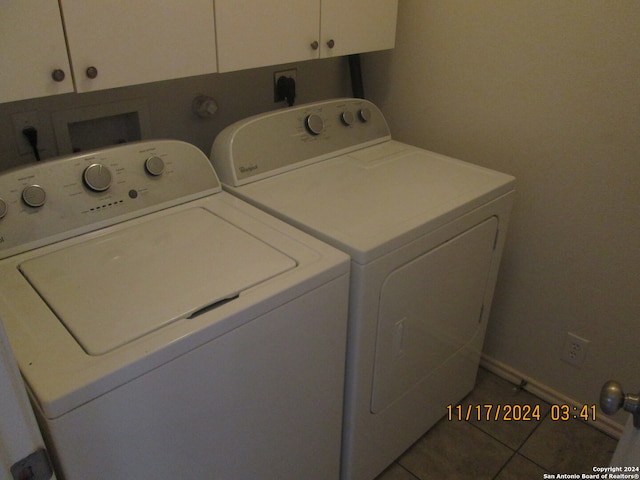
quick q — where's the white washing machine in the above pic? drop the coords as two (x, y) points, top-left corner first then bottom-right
(211, 98), (516, 480)
(0, 140), (350, 480)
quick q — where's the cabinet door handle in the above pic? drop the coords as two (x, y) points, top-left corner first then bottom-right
(86, 66), (98, 79)
(327, 39), (335, 49)
(310, 41), (319, 50)
(51, 69), (66, 82)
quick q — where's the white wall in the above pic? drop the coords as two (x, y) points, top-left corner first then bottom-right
(363, 0), (640, 426)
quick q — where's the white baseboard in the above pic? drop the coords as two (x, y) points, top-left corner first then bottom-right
(480, 354), (624, 439)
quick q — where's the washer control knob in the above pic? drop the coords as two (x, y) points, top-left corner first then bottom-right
(0, 198), (7, 218)
(83, 163), (112, 192)
(22, 185), (46, 208)
(341, 111), (355, 126)
(145, 156), (165, 176)
(305, 114), (324, 135)
(358, 108), (372, 123)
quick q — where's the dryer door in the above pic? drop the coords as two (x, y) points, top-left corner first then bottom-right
(371, 217), (498, 413)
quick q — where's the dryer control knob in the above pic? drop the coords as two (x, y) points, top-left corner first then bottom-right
(305, 114), (324, 135)
(358, 108), (372, 123)
(83, 163), (112, 192)
(341, 111), (355, 126)
(145, 156), (165, 176)
(22, 185), (46, 208)
(0, 198), (7, 218)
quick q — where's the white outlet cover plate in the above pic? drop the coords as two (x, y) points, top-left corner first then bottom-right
(561, 332), (590, 367)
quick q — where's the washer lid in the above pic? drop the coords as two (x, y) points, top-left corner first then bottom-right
(18, 207), (296, 355)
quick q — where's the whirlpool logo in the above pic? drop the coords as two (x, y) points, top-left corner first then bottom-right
(239, 164), (258, 174)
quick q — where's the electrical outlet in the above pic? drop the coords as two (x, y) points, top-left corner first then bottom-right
(561, 332), (589, 367)
(12, 111), (40, 155)
(274, 69), (297, 102)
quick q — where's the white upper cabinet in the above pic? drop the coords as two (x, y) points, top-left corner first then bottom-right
(0, 0), (74, 103)
(320, 0), (398, 58)
(1, 0), (397, 103)
(214, 0), (398, 73)
(60, 0), (217, 93)
(215, 0), (320, 73)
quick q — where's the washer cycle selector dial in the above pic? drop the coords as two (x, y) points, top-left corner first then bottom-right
(145, 156), (165, 176)
(305, 114), (324, 135)
(22, 185), (46, 208)
(83, 163), (112, 192)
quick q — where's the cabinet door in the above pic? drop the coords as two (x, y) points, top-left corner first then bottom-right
(59, 0), (217, 92)
(320, 0), (398, 58)
(215, 0), (320, 72)
(0, 0), (73, 103)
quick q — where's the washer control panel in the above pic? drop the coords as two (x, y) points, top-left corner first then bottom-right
(0, 140), (220, 259)
(211, 98), (391, 186)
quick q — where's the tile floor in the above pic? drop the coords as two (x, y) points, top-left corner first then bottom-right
(375, 368), (618, 480)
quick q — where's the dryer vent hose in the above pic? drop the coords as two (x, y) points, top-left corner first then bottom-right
(349, 54), (365, 99)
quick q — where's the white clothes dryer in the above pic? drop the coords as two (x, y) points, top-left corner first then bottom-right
(0, 140), (350, 480)
(211, 98), (516, 480)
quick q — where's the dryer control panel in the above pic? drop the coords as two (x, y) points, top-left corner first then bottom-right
(211, 98), (392, 186)
(0, 140), (220, 259)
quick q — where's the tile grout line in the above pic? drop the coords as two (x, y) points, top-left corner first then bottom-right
(395, 462), (423, 480)
(462, 379), (556, 476)
(491, 450), (518, 480)
(512, 409), (554, 474)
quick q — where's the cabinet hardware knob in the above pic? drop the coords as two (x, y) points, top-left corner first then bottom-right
(327, 39), (335, 49)
(86, 66), (98, 79)
(310, 41), (319, 50)
(51, 69), (66, 82)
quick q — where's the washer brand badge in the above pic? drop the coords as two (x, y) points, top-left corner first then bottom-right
(239, 164), (259, 174)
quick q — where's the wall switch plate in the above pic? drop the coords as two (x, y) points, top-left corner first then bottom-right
(11, 111), (40, 155)
(561, 332), (590, 367)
